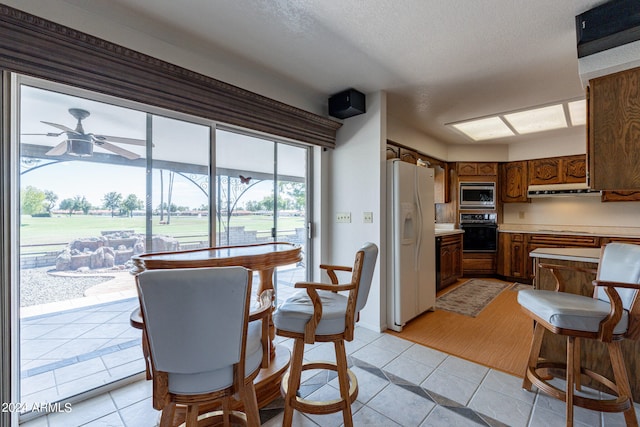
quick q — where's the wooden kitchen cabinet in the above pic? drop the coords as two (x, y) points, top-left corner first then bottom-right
(562, 154), (587, 183)
(462, 252), (496, 276)
(601, 190), (640, 202)
(500, 161), (529, 203)
(438, 233), (463, 290)
(399, 147), (419, 164)
(525, 233), (599, 280)
(528, 155), (586, 186)
(386, 145), (400, 160)
(498, 231), (602, 282)
(456, 162), (497, 176)
(434, 163), (451, 204)
(589, 66), (640, 190)
(528, 157), (561, 185)
(527, 233), (599, 248)
(600, 236), (640, 245)
(497, 232), (527, 280)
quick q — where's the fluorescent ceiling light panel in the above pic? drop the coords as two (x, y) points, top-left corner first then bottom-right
(568, 100), (586, 126)
(504, 104), (567, 134)
(452, 116), (514, 141)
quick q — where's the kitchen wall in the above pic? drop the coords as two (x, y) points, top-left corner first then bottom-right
(503, 196), (640, 228)
(387, 115), (448, 160)
(508, 128), (586, 161)
(327, 92), (386, 331)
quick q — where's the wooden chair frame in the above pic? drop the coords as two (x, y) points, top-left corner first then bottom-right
(521, 250), (640, 426)
(137, 273), (264, 427)
(276, 249), (369, 427)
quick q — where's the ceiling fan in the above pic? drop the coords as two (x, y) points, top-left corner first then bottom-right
(27, 108), (145, 160)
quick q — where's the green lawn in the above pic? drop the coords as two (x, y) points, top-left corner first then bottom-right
(20, 214), (305, 251)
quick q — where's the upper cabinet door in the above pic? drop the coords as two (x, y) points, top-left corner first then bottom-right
(528, 155), (586, 186)
(528, 157), (562, 185)
(563, 155), (587, 183)
(457, 162), (497, 176)
(501, 161), (529, 203)
(590, 67), (640, 190)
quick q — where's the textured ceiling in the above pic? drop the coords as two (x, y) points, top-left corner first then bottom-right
(59, 0), (606, 145)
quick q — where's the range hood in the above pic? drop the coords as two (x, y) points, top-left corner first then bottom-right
(527, 183), (602, 198)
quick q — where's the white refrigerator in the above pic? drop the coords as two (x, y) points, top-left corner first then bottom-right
(387, 159), (436, 332)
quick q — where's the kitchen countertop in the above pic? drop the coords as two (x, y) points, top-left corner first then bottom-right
(529, 247), (601, 263)
(435, 229), (464, 236)
(499, 223), (640, 238)
(434, 224), (464, 237)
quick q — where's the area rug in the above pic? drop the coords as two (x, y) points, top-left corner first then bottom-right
(510, 282), (532, 292)
(388, 281), (532, 376)
(436, 279), (510, 317)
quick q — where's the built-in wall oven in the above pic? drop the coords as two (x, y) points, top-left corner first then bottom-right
(459, 182), (496, 210)
(460, 213), (498, 252)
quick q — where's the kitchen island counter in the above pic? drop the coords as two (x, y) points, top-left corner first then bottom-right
(529, 247), (601, 264)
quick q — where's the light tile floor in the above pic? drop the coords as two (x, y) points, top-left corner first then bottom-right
(19, 325), (640, 426)
(17, 267), (640, 426)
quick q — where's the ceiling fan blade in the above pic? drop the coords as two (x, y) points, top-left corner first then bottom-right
(21, 132), (63, 137)
(45, 141), (68, 156)
(97, 141), (141, 160)
(41, 121), (78, 134)
(93, 135), (146, 146)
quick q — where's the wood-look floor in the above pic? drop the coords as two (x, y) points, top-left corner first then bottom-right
(387, 279), (533, 377)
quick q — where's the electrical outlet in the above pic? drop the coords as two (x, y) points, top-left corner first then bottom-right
(518, 211), (525, 219)
(336, 212), (351, 223)
(363, 212), (373, 223)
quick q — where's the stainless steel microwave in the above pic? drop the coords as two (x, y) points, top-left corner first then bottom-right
(459, 182), (496, 209)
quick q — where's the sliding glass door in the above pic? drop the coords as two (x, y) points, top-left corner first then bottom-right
(10, 74), (311, 421)
(215, 129), (310, 304)
(16, 76), (212, 418)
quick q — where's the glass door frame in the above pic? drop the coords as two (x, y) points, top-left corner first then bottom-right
(215, 125), (313, 285)
(12, 74), (217, 421)
(3, 73), (314, 423)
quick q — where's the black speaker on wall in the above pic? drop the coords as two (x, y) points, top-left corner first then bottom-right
(576, 0), (640, 58)
(328, 89), (366, 119)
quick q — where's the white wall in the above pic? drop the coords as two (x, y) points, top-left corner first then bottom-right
(387, 115), (448, 160)
(327, 92), (386, 332)
(503, 197), (640, 228)
(507, 129), (586, 161)
(447, 144), (509, 162)
(4, 0), (322, 115)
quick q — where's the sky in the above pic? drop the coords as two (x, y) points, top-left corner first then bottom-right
(18, 77), (306, 211)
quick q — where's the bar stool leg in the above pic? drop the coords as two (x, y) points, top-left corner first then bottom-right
(608, 341), (638, 427)
(283, 338), (305, 427)
(335, 340), (354, 427)
(573, 338), (582, 391)
(524, 323), (545, 391)
(566, 336), (575, 426)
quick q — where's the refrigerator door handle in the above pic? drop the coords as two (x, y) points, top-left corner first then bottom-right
(414, 167), (423, 270)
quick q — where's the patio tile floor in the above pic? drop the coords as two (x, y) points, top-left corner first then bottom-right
(18, 266), (306, 410)
(20, 295), (145, 406)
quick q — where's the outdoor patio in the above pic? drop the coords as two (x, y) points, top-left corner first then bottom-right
(19, 265), (305, 413)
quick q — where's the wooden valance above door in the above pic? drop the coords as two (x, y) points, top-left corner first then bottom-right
(0, 5), (341, 148)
